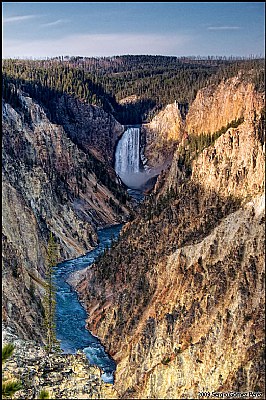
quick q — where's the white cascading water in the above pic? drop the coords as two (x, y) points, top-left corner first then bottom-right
(115, 126), (158, 190)
(115, 127), (141, 188)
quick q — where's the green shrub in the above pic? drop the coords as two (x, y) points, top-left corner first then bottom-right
(2, 343), (22, 399)
(2, 343), (15, 364)
(2, 381), (23, 398)
(39, 389), (50, 399)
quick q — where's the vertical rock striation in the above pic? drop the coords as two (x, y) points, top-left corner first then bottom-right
(142, 103), (184, 170)
(185, 72), (264, 136)
(54, 94), (124, 165)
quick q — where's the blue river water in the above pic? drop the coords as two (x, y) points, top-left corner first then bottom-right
(54, 224), (123, 384)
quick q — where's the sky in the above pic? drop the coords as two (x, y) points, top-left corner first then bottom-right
(2, 2), (265, 59)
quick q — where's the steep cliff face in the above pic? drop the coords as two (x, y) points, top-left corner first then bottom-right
(117, 194), (265, 399)
(73, 75), (265, 398)
(54, 94), (124, 165)
(186, 72), (264, 136)
(141, 73), (263, 176)
(110, 116), (265, 398)
(2, 90), (130, 341)
(165, 118), (264, 200)
(141, 103), (184, 169)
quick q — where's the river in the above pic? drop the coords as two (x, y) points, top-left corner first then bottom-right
(54, 126), (146, 383)
(54, 224), (123, 384)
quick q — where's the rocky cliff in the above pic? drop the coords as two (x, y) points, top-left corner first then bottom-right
(2, 88), (130, 342)
(185, 72), (264, 136)
(54, 94), (124, 165)
(141, 71), (264, 178)
(73, 74), (265, 398)
(141, 103), (184, 169)
(2, 325), (118, 399)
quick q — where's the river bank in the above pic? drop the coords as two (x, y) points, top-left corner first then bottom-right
(2, 323), (118, 399)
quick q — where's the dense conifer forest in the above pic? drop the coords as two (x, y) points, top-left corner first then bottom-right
(2, 55), (264, 124)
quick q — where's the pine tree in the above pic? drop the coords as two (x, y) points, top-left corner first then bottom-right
(43, 232), (60, 354)
(2, 381), (23, 398)
(2, 343), (22, 399)
(2, 343), (15, 364)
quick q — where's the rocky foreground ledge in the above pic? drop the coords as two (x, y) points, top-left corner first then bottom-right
(2, 325), (118, 399)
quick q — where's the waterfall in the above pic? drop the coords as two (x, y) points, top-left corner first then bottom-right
(115, 127), (141, 188)
(115, 126), (157, 190)
(115, 127), (140, 175)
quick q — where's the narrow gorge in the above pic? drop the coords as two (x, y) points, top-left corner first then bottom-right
(2, 56), (265, 399)
(55, 224), (122, 384)
(73, 72), (265, 399)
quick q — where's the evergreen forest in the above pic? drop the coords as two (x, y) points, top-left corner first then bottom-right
(2, 55), (264, 125)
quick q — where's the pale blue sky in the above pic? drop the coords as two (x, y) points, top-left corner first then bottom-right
(2, 2), (265, 59)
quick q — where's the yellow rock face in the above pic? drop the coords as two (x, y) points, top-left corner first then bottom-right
(142, 74), (263, 173)
(114, 194), (264, 399)
(142, 103), (184, 168)
(186, 74), (264, 136)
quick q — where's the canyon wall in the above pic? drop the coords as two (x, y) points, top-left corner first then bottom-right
(142, 72), (264, 177)
(113, 194), (265, 399)
(2, 89), (129, 341)
(54, 94), (124, 165)
(2, 68), (264, 398)
(185, 72), (264, 136)
(141, 103), (184, 169)
(74, 75), (265, 398)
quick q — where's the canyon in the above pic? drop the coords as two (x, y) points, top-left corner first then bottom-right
(2, 88), (130, 342)
(2, 62), (265, 399)
(73, 75), (265, 399)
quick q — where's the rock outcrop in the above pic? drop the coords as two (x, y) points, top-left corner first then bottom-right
(2, 89), (130, 341)
(141, 102), (184, 169)
(73, 74), (265, 398)
(186, 72), (264, 136)
(2, 326), (118, 399)
(141, 72), (264, 178)
(54, 94), (124, 165)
